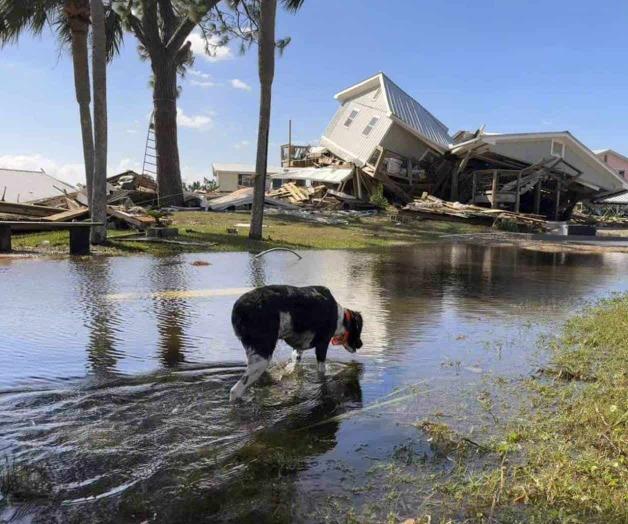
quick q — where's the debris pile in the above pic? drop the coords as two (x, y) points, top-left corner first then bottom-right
(403, 193), (549, 231)
(0, 173), (160, 230)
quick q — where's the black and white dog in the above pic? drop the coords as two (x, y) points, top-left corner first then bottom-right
(229, 285), (363, 401)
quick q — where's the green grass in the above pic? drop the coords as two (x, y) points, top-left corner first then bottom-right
(437, 295), (628, 522)
(9, 211), (486, 256)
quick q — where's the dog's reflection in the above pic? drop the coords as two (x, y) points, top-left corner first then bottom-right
(201, 363), (363, 521)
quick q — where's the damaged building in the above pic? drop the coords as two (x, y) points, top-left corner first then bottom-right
(293, 72), (628, 220)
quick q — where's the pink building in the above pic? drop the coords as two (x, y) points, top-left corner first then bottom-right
(595, 149), (628, 182)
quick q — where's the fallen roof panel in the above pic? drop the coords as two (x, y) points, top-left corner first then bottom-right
(271, 167), (353, 184)
(0, 168), (76, 203)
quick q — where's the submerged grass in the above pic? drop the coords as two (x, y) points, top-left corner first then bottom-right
(437, 294), (628, 522)
(9, 211), (486, 255)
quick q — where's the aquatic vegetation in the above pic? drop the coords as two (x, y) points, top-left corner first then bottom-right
(0, 456), (53, 502)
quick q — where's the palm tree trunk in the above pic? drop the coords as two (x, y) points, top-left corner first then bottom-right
(153, 60), (184, 207)
(67, 3), (94, 206)
(249, 0), (277, 240)
(90, 0), (107, 244)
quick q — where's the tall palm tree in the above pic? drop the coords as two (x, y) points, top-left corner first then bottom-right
(0, 0), (122, 206)
(115, 0), (221, 206)
(249, 0), (304, 240)
(248, 0), (276, 240)
(90, 0), (107, 244)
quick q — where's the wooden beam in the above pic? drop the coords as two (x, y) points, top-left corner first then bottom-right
(491, 170), (499, 208)
(0, 201), (63, 217)
(43, 207), (90, 222)
(534, 178), (542, 215)
(515, 172), (521, 213)
(554, 179), (561, 220)
(355, 169), (363, 200)
(471, 172), (477, 204)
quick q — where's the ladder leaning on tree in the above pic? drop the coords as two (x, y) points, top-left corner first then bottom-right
(142, 111), (159, 205)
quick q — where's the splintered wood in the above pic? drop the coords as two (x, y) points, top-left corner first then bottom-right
(403, 193), (549, 231)
(266, 183), (326, 204)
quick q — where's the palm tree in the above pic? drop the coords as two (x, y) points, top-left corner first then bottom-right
(248, 0), (277, 240)
(90, 0), (107, 244)
(249, 0), (304, 240)
(0, 0), (122, 208)
(115, 0), (221, 206)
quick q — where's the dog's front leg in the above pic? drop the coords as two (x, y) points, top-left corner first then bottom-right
(315, 345), (328, 376)
(286, 349), (302, 373)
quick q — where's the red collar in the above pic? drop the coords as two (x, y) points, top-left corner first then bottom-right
(331, 310), (351, 346)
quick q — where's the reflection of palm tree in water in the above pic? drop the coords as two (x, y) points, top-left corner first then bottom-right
(71, 259), (121, 376)
(249, 256), (267, 288)
(149, 257), (191, 368)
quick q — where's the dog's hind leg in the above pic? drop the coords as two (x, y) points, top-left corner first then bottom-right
(230, 353), (270, 401)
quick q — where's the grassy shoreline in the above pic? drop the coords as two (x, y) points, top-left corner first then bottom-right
(9, 211), (486, 256)
(424, 295), (628, 522)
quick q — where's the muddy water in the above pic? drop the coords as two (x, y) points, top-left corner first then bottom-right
(1, 244), (627, 522)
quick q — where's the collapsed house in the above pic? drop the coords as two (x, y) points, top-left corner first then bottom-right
(286, 72), (628, 221)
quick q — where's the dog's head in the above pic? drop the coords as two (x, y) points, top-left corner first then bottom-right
(342, 309), (363, 353)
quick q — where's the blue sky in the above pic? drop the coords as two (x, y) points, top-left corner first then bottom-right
(1, 0), (628, 186)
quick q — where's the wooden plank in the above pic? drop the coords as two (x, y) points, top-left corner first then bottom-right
(106, 206), (155, 229)
(471, 172), (477, 204)
(0, 201), (63, 217)
(554, 180), (561, 220)
(43, 208), (90, 222)
(355, 170), (363, 200)
(373, 171), (412, 204)
(491, 170), (499, 208)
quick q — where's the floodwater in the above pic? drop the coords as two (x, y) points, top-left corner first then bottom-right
(1, 244), (627, 522)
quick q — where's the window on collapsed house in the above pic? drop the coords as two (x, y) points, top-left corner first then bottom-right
(551, 140), (565, 158)
(238, 173), (254, 187)
(362, 116), (380, 136)
(343, 109), (359, 127)
(367, 148), (382, 166)
(619, 170), (626, 178)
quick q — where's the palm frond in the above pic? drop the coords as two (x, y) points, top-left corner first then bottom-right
(280, 0), (304, 13)
(0, 0), (63, 45)
(104, 5), (124, 61)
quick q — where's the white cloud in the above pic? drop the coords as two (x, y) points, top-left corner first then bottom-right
(230, 78), (252, 91)
(113, 157), (142, 175)
(187, 32), (233, 63)
(190, 79), (220, 88)
(234, 140), (251, 150)
(0, 154), (85, 186)
(188, 69), (220, 88)
(177, 108), (213, 130)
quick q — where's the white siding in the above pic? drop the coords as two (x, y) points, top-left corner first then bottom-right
(490, 139), (625, 191)
(322, 86), (392, 166)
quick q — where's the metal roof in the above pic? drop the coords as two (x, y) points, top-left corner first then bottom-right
(333, 73), (453, 151)
(603, 192), (628, 204)
(212, 163), (282, 175)
(271, 166), (353, 184)
(0, 168), (76, 203)
(381, 74), (452, 150)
